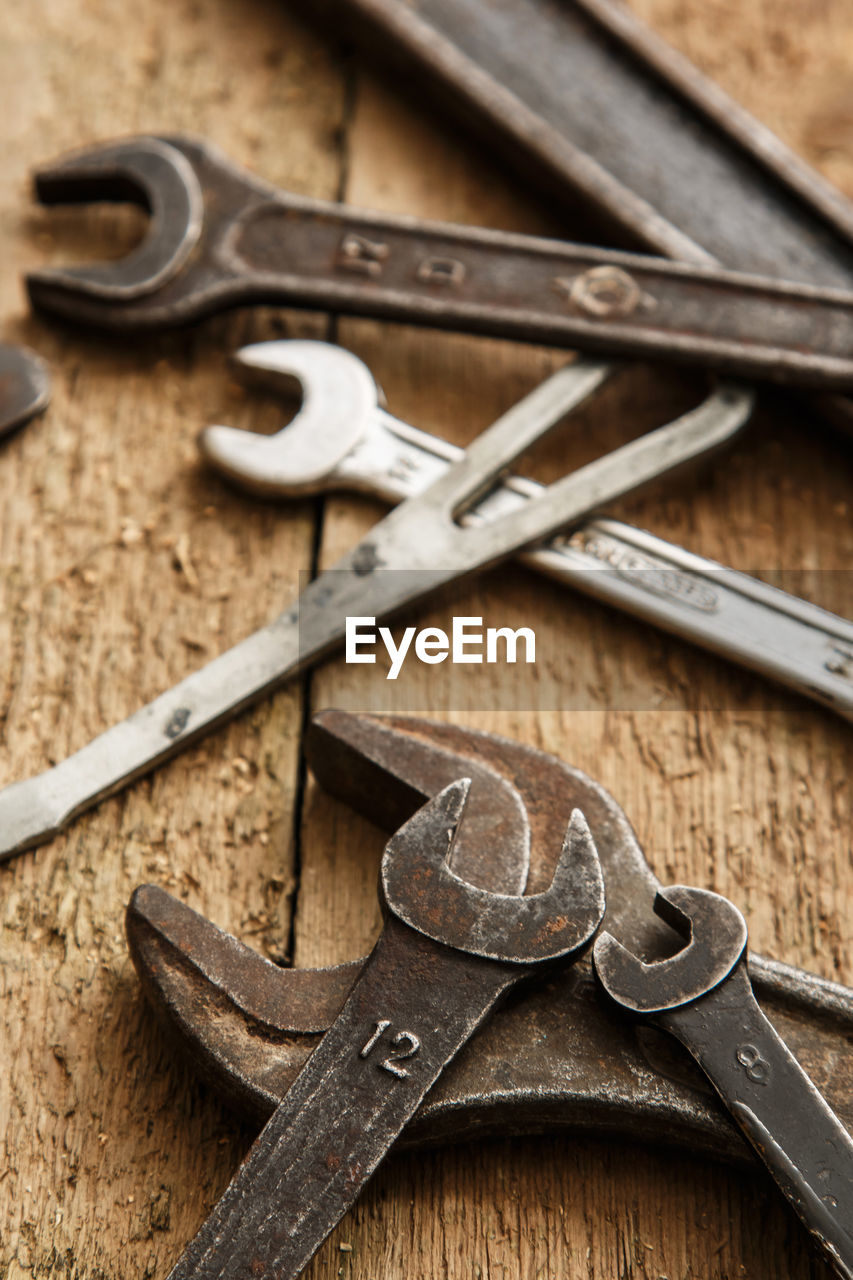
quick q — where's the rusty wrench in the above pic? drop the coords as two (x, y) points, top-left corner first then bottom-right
(25, 133), (853, 391)
(0, 349), (752, 862)
(127, 711), (853, 1166)
(595, 887), (853, 1280)
(159, 780), (604, 1280)
(0, 344), (50, 440)
(202, 339), (853, 722)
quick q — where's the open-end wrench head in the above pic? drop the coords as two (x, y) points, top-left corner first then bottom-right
(593, 885), (747, 1014)
(28, 136), (203, 304)
(384, 796), (604, 964)
(0, 344), (51, 439)
(199, 340), (381, 497)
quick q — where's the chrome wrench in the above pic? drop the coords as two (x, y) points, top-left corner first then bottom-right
(201, 340), (853, 722)
(0, 349), (753, 862)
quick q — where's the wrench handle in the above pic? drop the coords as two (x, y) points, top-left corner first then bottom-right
(660, 962), (853, 1280)
(166, 918), (517, 1280)
(339, 410), (853, 722)
(226, 194), (853, 391)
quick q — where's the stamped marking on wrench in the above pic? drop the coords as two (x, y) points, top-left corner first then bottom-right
(156, 779), (604, 1280)
(26, 133), (853, 390)
(200, 340), (851, 722)
(127, 711), (853, 1164)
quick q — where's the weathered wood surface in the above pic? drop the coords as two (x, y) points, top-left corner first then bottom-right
(0, 1), (851, 1278)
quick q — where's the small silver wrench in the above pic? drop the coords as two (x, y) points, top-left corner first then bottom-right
(163, 779), (605, 1280)
(0, 348), (751, 861)
(201, 340), (853, 723)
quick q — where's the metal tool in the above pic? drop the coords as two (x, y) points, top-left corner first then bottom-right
(127, 710), (853, 1164)
(202, 340), (853, 722)
(594, 887), (853, 1280)
(158, 779), (605, 1280)
(24, 133), (853, 391)
(0, 349), (753, 863)
(0, 343), (50, 439)
(289, 0), (853, 430)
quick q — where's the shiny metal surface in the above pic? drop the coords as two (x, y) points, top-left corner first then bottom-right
(202, 340), (853, 723)
(0, 346), (752, 863)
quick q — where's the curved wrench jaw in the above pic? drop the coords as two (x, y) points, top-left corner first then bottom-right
(125, 716), (853, 1161)
(28, 136), (203, 305)
(384, 802), (604, 964)
(199, 340), (382, 497)
(593, 885), (748, 1015)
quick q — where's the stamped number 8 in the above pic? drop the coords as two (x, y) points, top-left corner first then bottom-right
(736, 1043), (770, 1084)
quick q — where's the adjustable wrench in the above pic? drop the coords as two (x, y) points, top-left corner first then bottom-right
(0, 343), (50, 439)
(594, 887), (853, 1280)
(0, 347), (752, 862)
(154, 780), (605, 1280)
(202, 340), (853, 722)
(127, 711), (853, 1165)
(25, 133), (853, 391)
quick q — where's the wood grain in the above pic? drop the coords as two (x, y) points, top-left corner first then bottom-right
(0, 1), (851, 1278)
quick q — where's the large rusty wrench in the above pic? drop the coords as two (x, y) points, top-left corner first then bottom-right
(26, 133), (853, 389)
(160, 781), (604, 1280)
(595, 887), (853, 1280)
(127, 711), (853, 1163)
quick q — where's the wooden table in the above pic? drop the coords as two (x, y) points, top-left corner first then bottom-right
(1, 1), (851, 1276)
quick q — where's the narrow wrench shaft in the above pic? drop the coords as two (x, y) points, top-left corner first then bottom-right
(660, 964), (853, 1280)
(162, 781), (603, 1280)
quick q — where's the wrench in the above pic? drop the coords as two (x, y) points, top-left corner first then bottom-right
(0, 344), (752, 862)
(158, 779), (605, 1280)
(594, 886), (853, 1280)
(0, 343), (50, 439)
(202, 340), (853, 722)
(127, 710), (853, 1165)
(289, 0), (853, 433)
(25, 132), (853, 391)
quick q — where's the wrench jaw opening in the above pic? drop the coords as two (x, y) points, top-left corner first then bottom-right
(384, 803), (604, 964)
(125, 883), (358, 1120)
(593, 885), (748, 1015)
(27, 135), (204, 311)
(199, 340), (384, 498)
